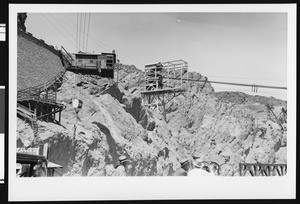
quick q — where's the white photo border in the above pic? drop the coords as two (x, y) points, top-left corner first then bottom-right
(9, 4), (296, 201)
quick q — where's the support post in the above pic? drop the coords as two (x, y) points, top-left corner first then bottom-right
(167, 68), (169, 88)
(161, 95), (167, 122)
(155, 68), (158, 90)
(40, 103), (43, 118)
(34, 103), (37, 120)
(46, 106), (49, 122)
(117, 59), (120, 85)
(186, 67), (189, 89)
(53, 84), (57, 101)
(145, 69), (147, 91)
(59, 108), (61, 123)
(181, 67), (182, 89)
(156, 95), (159, 113)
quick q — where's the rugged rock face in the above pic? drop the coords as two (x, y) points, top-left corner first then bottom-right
(17, 65), (287, 176)
(18, 13), (27, 32)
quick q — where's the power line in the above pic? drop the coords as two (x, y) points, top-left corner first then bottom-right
(53, 15), (115, 50)
(165, 77), (287, 90)
(41, 14), (76, 49)
(78, 13), (82, 52)
(85, 13), (91, 52)
(214, 85), (287, 94)
(53, 14), (145, 66)
(76, 13), (78, 53)
(83, 13), (86, 52)
(215, 89), (287, 100)
(34, 14), (289, 99)
(207, 75), (287, 84)
(42, 13), (145, 74)
(48, 14), (77, 44)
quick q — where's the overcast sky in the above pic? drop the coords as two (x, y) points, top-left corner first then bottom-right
(25, 12), (287, 100)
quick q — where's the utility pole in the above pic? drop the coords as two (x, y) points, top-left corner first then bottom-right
(117, 59), (120, 85)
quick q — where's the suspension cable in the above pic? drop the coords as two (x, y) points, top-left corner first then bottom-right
(53, 15), (145, 67)
(41, 14), (76, 49)
(78, 13), (82, 52)
(85, 13), (91, 52)
(76, 13), (78, 53)
(164, 77), (287, 90)
(82, 13), (86, 52)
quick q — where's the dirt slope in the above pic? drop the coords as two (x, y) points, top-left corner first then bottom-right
(17, 65), (287, 176)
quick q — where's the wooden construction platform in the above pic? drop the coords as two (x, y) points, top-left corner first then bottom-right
(17, 33), (68, 137)
(17, 69), (66, 127)
(141, 60), (189, 121)
(18, 100), (64, 122)
(141, 87), (185, 121)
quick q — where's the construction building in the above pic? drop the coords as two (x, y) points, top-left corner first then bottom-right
(60, 46), (116, 79)
(141, 60), (189, 121)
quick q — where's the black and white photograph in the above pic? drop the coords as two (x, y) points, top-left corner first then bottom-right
(0, 17), (6, 187)
(0, 24), (5, 41)
(9, 4), (296, 201)
(0, 133), (3, 184)
(0, 88), (4, 184)
(0, 134), (3, 184)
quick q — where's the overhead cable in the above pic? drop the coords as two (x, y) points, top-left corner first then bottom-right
(82, 13), (86, 52)
(85, 13), (90, 52)
(164, 77), (287, 90)
(76, 13), (78, 53)
(55, 15), (145, 66)
(207, 74), (287, 84)
(41, 14), (76, 49)
(78, 13), (82, 52)
(48, 14), (77, 44)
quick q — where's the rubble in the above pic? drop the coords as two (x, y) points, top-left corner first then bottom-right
(17, 66), (287, 176)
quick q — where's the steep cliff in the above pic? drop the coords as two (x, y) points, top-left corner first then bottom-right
(17, 66), (287, 176)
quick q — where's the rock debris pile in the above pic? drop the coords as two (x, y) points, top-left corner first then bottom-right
(17, 65), (287, 176)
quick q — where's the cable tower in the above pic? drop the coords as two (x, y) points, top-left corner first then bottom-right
(141, 60), (188, 121)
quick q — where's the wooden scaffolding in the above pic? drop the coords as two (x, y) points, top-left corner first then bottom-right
(17, 71), (66, 136)
(141, 60), (188, 121)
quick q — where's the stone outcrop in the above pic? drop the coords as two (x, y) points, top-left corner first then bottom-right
(17, 65), (287, 176)
(18, 13), (27, 32)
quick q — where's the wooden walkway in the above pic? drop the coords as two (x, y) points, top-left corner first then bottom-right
(17, 69), (66, 132)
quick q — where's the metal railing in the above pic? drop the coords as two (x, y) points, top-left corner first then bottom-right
(60, 46), (74, 69)
(17, 70), (66, 103)
(239, 163), (287, 176)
